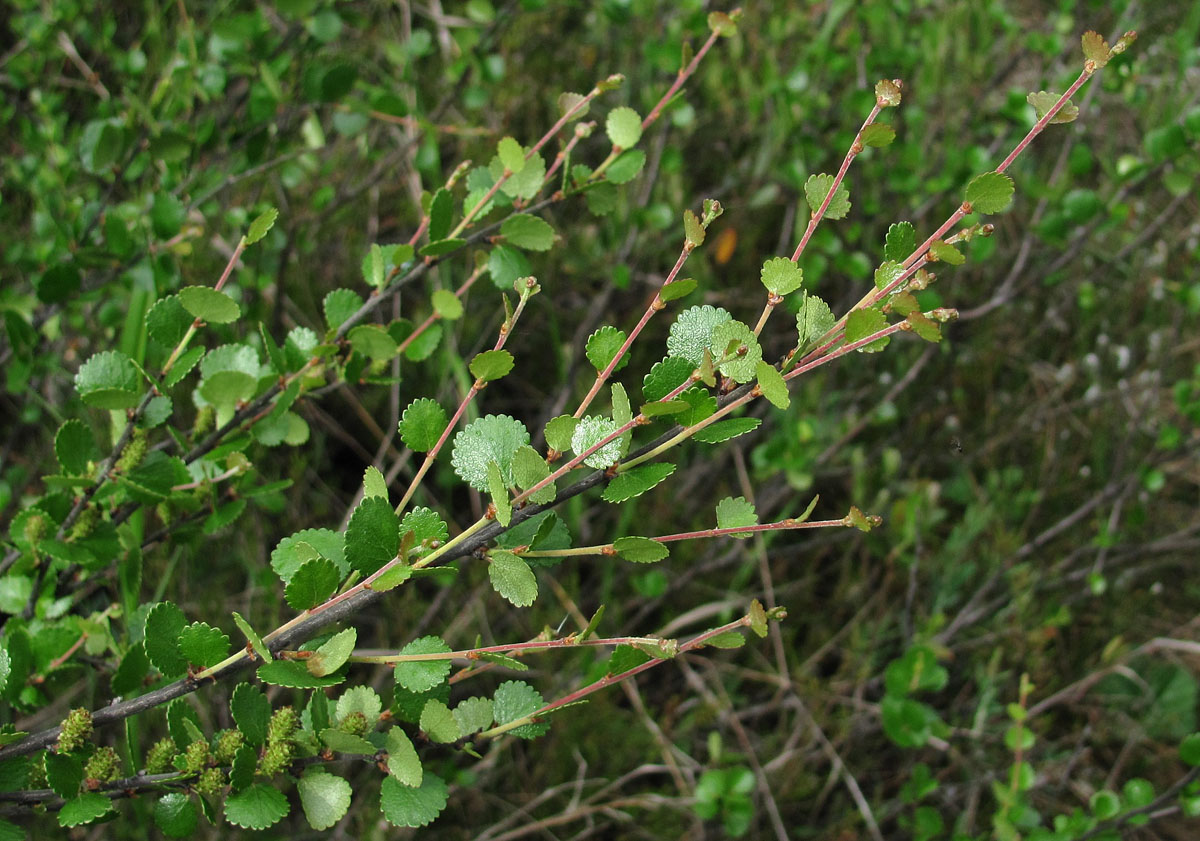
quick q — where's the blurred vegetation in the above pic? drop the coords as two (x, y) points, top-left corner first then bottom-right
(2, 0), (1199, 838)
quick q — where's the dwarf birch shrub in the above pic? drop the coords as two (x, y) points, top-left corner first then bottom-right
(4, 7), (1189, 840)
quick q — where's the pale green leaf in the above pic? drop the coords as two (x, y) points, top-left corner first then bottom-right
(469, 349), (515, 382)
(380, 773), (448, 828)
(716, 496), (758, 538)
(755, 361), (789, 409)
(492, 680), (549, 739)
(570, 416), (622, 469)
(709, 320), (761, 383)
(451, 414), (529, 490)
(489, 550), (537, 607)
(585, 325), (628, 373)
(385, 727), (423, 787)
(760, 257), (804, 296)
(667, 305), (732, 366)
(179, 286), (240, 324)
(420, 699), (460, 743)
(501, 214), (554, 251)
(613, 536), (668, 563)
(298, 770), (352, 831)
(606, 106), (643, 149)
(804, 173), (851, 219)
(245, 207), (279, 245)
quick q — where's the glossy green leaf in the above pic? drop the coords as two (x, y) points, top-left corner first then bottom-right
(179, 286), (240, 324)
(496, 136), (526, 174)
(231, 611), (271, 663)
(427, 189), (454, 242)
(345, 496), (399, 576)
(492, 680), (549, 739)
(489, 550), (537, 607)
(874, 260), (905, 291)
(58, 793), (113, 828)
(487, 461), (512, 526)
(55, 419), (98, 475)
(1027, 91), (1078, 124)
(965, 171), (1015, 214)
(145, 295), (192, 347)
(603, 463), (675, 503)
(144, 601), (187, 677)
(585, 325), (628, 373)
(431, 288), (462, 320)
(323, 288), (363, 331)
(512, 445), (554, 504)
(487, 244), (531, 290)
(571, 415), (621, 469)
(419, 238), (466, 258)
(659, 278), (697, 302)
(154, 793), (198, 837)
(399, 507), (448, 550)
(362, 465), (388, 500)
(453, 697), (494, 736)
(177, 621), (230, 669)
(347, 324), (397, 361)
(884, 221), (916, 262)
(804, 173), (851, 219)
(224, 783), (289, 830)
(693, 417), (761, 444)
(257, 659), (343, 688)
(45, 752), (82, 798)
(709, 320), (761, 383)
(394, 636), (452, 692)
(928, 240), (965, 266)
(469, 349), (515, 382)
(684, 209), (705, 247)
(271, 529), (346, 583)
(231, 683), (271, 746)
(643, 356), (695, 402)
(399, 398), (448, 452)
(75, 350), (141, 409)
(613, 536), (668, 563)
(285, 557), (340, 609)
(796, 293), (836, 348)
(906, 311), (942, 343)
(860, 123), (896, 147)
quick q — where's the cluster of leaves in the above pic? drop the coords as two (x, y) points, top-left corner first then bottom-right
(2, 2), (1197, 839)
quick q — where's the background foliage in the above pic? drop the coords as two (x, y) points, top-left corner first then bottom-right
(2, 0), (1199, 838)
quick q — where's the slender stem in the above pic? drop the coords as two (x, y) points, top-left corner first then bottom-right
(396, 263), (485, 357)
(996, 70), (1091, 174)
(477, 614), (755, 740)
(573, 244), (692, 418)
(791, 104), (881, 264)
(450, 85), (602, 238)
(394, 282), (535, 514)
(343, 634), (667, 664)
(522, 518), (847, 557)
